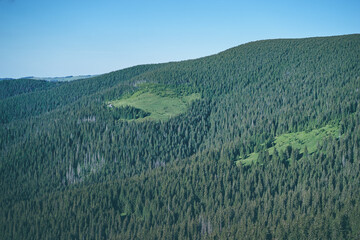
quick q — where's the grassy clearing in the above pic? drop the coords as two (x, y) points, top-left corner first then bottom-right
(108, 84), (201, 121)
(236, 124), (340, 165)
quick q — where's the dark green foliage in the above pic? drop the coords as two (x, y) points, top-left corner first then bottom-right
(0, 64), (161, 123)
(1, 34), (360, 239)
(0, 78), (59, 100)
(108, 106), (150, 120)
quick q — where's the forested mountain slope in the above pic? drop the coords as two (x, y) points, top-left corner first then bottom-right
(1, 34), (360, 239)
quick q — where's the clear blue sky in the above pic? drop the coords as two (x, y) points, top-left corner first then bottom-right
(0, 0), (359, 78)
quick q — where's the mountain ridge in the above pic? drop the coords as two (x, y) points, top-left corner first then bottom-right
(1, 34), (360, 239)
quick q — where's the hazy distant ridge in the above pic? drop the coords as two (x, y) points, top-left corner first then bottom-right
(0, 75), (97, 82)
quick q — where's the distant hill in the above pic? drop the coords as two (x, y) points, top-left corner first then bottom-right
(0, 78), (59, 100)
(0, 75), (97, 82)
(24, 75), (98, 82)
(0, 34), (360, 239)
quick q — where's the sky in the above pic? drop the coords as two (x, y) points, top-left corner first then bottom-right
(0, 0), (359, 78)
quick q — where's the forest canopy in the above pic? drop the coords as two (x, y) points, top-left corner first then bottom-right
(1, 34), (360, 239)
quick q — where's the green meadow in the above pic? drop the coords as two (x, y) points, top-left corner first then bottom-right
(108, 84), (201, 121)
(237, 124), (340, 165)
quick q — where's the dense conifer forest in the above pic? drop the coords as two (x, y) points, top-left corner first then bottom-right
(1, 34), (360, 239)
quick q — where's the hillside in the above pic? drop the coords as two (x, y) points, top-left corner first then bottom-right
(1, 34), (360, 239)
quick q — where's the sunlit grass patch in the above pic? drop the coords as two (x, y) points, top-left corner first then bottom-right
(236, 124), (340, 165)
(108, 84), (201, 121)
